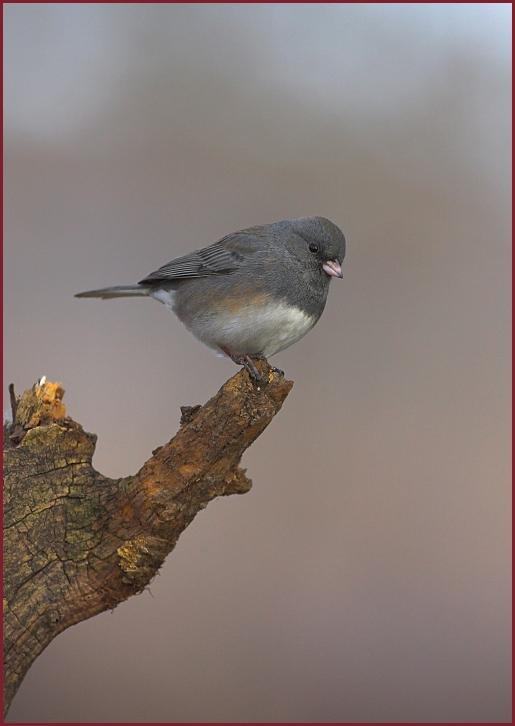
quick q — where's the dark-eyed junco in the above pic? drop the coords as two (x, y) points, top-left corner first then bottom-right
(76, 216), (346, 379)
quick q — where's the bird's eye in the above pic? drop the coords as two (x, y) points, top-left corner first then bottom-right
(309, 242), (319, 253)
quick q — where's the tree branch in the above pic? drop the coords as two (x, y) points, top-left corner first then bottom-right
(3, 362), (293, 715)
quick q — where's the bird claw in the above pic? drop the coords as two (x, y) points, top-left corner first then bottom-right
(222, 349), (264, 382)
(221, 348), (283, 384)
(241, 355), (263, 382)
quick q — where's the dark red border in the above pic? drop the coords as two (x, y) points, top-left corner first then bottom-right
(1, 2), (512, 725)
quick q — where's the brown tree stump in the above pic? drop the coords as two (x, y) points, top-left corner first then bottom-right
(3, 363), (292, 716)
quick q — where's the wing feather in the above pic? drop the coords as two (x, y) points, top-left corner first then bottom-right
(138, 229), (268, 285)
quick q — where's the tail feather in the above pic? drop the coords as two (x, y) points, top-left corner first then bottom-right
(75, 285), (150, 300)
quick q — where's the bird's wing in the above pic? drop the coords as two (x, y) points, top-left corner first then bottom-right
(138, 228), (268, 285)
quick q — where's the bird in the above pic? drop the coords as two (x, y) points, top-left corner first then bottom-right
(76, 216), (346, 380)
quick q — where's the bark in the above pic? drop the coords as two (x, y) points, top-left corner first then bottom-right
(3, 363), (292, 716)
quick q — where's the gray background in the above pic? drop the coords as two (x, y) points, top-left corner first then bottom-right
(4, 3), (511, 723)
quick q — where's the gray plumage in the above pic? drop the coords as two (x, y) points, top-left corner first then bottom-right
(76, 285), (150, 299)
(76, 216), (346, 360)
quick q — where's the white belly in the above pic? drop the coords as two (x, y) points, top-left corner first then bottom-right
(150, 288), (317, 357)
(194, 301), (317, 357)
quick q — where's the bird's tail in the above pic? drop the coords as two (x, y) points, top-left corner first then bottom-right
(75, 285), (150, 300)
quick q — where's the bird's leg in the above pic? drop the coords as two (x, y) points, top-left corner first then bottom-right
(240, 355), (263, 382)
(221, 348), (264, 382)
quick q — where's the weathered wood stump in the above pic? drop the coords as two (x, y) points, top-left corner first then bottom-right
(3, 363), (292, 715)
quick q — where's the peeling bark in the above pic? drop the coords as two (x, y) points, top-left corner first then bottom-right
(3, 363), (292, 716)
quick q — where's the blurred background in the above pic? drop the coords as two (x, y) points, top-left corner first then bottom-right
(4, 3), (511, 723)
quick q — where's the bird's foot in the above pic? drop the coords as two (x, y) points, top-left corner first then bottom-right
(239, 354), (263, 382)
(220, 349), (284, 383)
(221, 348), (265, 382)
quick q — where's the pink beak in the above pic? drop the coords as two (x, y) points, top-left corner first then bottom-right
(322, 260), (343, 278)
